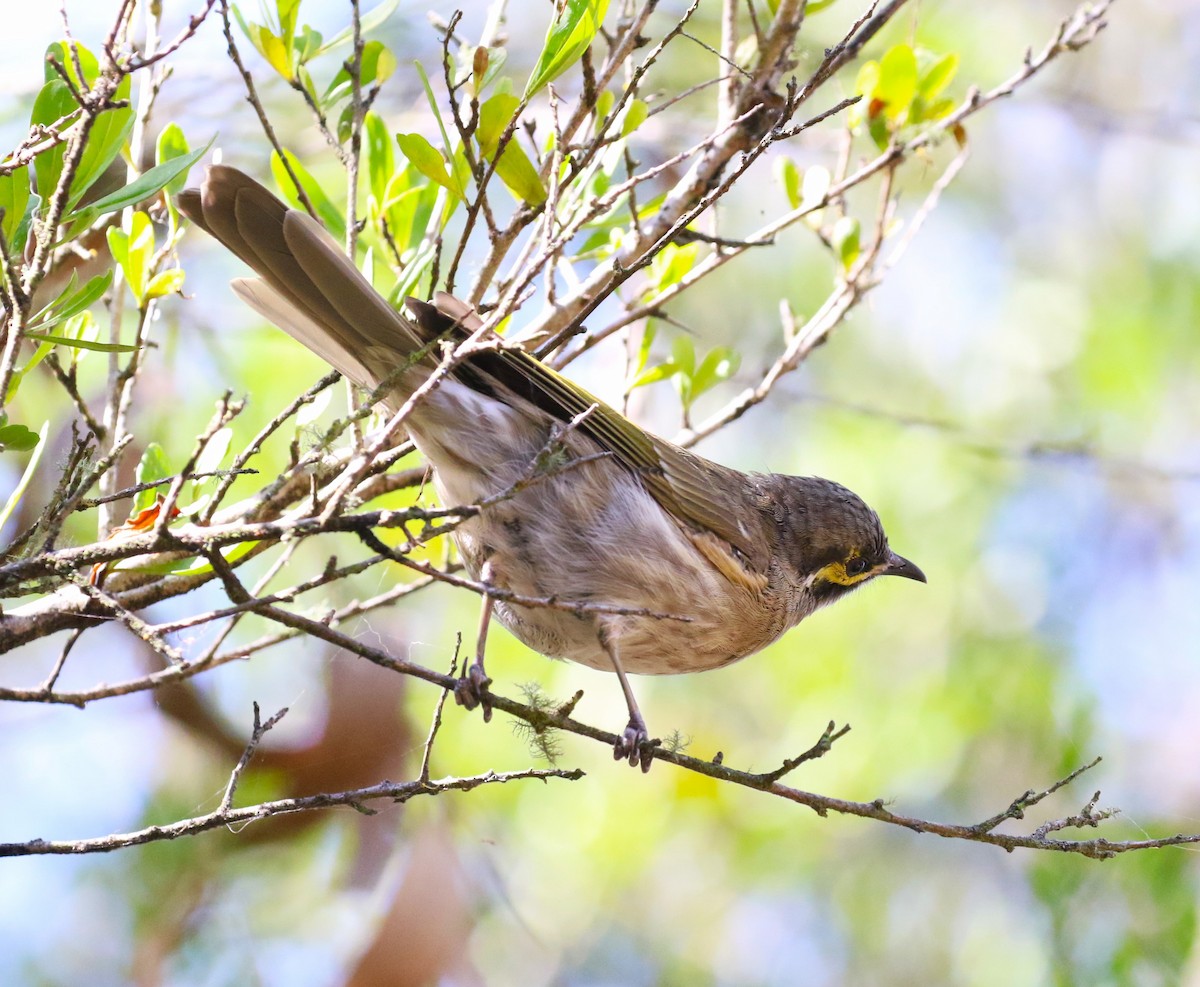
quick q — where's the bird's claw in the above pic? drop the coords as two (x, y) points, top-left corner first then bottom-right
(613, 716), (659, 773)
(454, 660), (493, 722)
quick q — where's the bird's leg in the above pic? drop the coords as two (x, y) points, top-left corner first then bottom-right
(599, 625), (659, 772)
(455, 560), (495, 721)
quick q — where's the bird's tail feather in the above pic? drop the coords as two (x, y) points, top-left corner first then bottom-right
(178, 165), (433, 393)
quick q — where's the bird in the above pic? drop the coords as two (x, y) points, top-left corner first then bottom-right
(178, 165), (926, 771)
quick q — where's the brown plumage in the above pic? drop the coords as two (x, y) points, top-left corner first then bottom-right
(179, 165), (925, 769)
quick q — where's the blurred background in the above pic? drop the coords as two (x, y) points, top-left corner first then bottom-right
(2, 0), (1199, 984)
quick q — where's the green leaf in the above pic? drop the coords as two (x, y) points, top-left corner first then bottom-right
(107, 210), (155, 303)
(5, 340), (54, 402)
(276, 0), (301, 53)
(634, 319), (657, 375)
(315, 0), (400, 56)
(269, 149), (347, 243)
(154, 123), (192, 194)
(670, 334), (696, 377)
(775, 156), (801, 210)
(621, 98), (649, 137)
(494, 143), (545, 205)
(145, 268), (185, 299)
(45, 40), (99, 88)
(594, 89), (614, 125)
(525, 0), (610, 98)
(833, 215), (860, 271)
(0, 422), (41, 452)
(10, 191), (39, 256)
(69, 136), (214, 227)
(630, 360), (680, 389)
(0, 421), (48, 531)
(24, 330), (140, 352)
(67, 74), (134, 211)
(324, 40), (397, 105)
(233, 5), (292, 78)
(648, 242), (698, 293)
(395, 133), (460, 200)
(29, 271), (112, 332)
(0, 166), (31, 250)
(477, 93), (520, 157)
(477, 94), (544, 205)
(918, 51), (958, 102)
(875, 44), (918, 120)
(364, 111), (394, 205)
(412, 61), (455, 173)
(691, 346), (740, 397)
(30, 79), (76, 202)
(135, 443), (171, 512)
(293, 24), (323, 65)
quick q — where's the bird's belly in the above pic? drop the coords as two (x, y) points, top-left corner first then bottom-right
(417, 417), (795, 676)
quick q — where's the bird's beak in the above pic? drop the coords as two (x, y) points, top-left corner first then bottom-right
(883, 552), (926, 583)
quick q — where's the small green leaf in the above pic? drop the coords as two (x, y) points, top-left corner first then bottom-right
(477, 96), (544, 204)
(0, 166), (31, 250)
(670, 334), (696, 377)
(635, 319), (657, 375)
(494, 143), (545, 205)
(269, 149), (347, 242)
(135, 443), (171, 512)
(594, 89), (614, 125)
(10, 191), (39, 256)
(29, 271), (112, 332)
(648, 242), (698, 293)
(0, 422), (41, 452)
(69, 136), (214, 226)
(233, 5), (292, 78)
(919, 51), (958, 102)
(324, 40), (396, 105)
(0, 421), (49, 531)
(315, 0), (400, 56)
(154, 123), (192, 194)
(293, 24), (323, 65)
(67, 74), (134, 211)
(364, 111), (394, 205)
(45, 40), (99, 88)
(621, 99), (649, 137)
(525, 0), (611, 98)
(276, 0), (301, 53)
(107, 210), (155, 303)
(145, 268), (185, 299)
(691, 346), (740, 397)
(775, 156), (801, 210)
(833, 215), (860, 271)
(30, 79), (76, 202)
(395, 133), (461, 200)
(629, 361), (680, 389)
(24, 330), (140, 352)
(477, 93), (520, 157)
(875, 44), (918, 120)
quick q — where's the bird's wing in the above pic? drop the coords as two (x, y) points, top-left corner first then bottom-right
(407, 297), (773, 581)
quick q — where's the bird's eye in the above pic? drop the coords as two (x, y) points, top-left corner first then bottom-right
(846, 557), (869, 577)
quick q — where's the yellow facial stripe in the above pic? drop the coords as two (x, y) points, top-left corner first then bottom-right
(815, 559), (875, 587)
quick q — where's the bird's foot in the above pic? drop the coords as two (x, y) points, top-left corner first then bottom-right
(613, 713), (660, 773)
(454, 660), (493, 722)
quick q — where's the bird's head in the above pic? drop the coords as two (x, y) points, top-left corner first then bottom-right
(762, 475), (926, 608)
